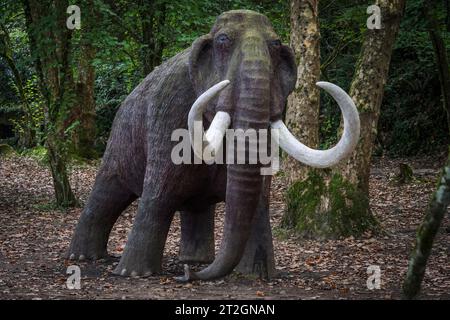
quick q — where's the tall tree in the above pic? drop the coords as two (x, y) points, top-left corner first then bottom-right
(72, 0), (97, 159)
(22, 0), (77, 207)
(284, 0), (321, 185)
(341, 0), (406, 196)
(284, 0), (405, 238)
(140, 0), (167, 76)
(403, 0), (450, 299)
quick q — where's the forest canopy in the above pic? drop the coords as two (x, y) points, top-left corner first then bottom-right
(1, 0), (448, 156)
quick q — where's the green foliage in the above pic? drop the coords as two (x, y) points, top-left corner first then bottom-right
(162, 0), (289, 59)
(9, 76), (45, 145)
(319, 0), (449, 155)
(380, 0), (450, 156)
(318, 1), (369, 148)
(21, 145), (48, 164)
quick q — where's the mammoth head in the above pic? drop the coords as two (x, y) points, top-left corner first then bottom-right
(189, 10), (297, 124)
(186, 10), (360, 168)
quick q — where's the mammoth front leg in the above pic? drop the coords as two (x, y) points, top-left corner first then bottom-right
(113, 193), (176, 277)
(179, 205), (215, 264)
(67, 173), (136, 261)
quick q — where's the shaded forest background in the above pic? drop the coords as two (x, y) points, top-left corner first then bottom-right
(1, 0), (448, 157)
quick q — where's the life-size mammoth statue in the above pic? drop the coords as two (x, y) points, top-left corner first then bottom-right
(67, 10), (360, 281)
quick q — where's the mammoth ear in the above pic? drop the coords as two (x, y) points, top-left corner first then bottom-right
(189, 34), (218, 96)
(278, 45), (297, 99)
(271, 45), (297, 120)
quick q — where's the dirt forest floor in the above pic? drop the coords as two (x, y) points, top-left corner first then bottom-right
(0, 153), (449, 300)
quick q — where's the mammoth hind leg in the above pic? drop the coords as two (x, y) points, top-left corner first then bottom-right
(67, 174), (137, 261)
(179, 205), (215, 264)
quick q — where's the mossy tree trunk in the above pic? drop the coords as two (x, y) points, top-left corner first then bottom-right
(283, 0), (405, 238)
(47, 133), (77, 207)
(284, 0), (320, 185)
(403, 149), (450, 299)
(397, 163), (414, 184)
(340, 0), (406, 195)
(283, 0), (324, 234)
(23, 0), (78, 207)
(71, 0), (97, 159)
(403, 0), (450, 299)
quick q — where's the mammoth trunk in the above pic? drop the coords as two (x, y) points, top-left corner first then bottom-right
(186, 67), (271, 281)
(191, 166), (263, 280)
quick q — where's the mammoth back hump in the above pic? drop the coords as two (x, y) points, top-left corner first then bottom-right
(106, 49), (196, 159)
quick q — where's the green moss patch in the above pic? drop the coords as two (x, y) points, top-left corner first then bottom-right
(0, 144), (16, 157)
(283, 171), (379, 239)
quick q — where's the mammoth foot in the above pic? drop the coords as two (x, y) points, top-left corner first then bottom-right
(67, 251), (116, 262)
(112, 267), (159, 278)
(67, 234), (109, 262)
(112, 250), (162, 277)
(66, 248), (108, 262)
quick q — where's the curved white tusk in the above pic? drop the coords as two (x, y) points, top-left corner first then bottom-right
(204, 111), (231, 157)
(188, 80), (231, 161)
(271, 81), (360, 168)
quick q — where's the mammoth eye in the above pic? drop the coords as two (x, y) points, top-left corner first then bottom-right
(270, 40), (282, 48)
(216, 34), (231, 46)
